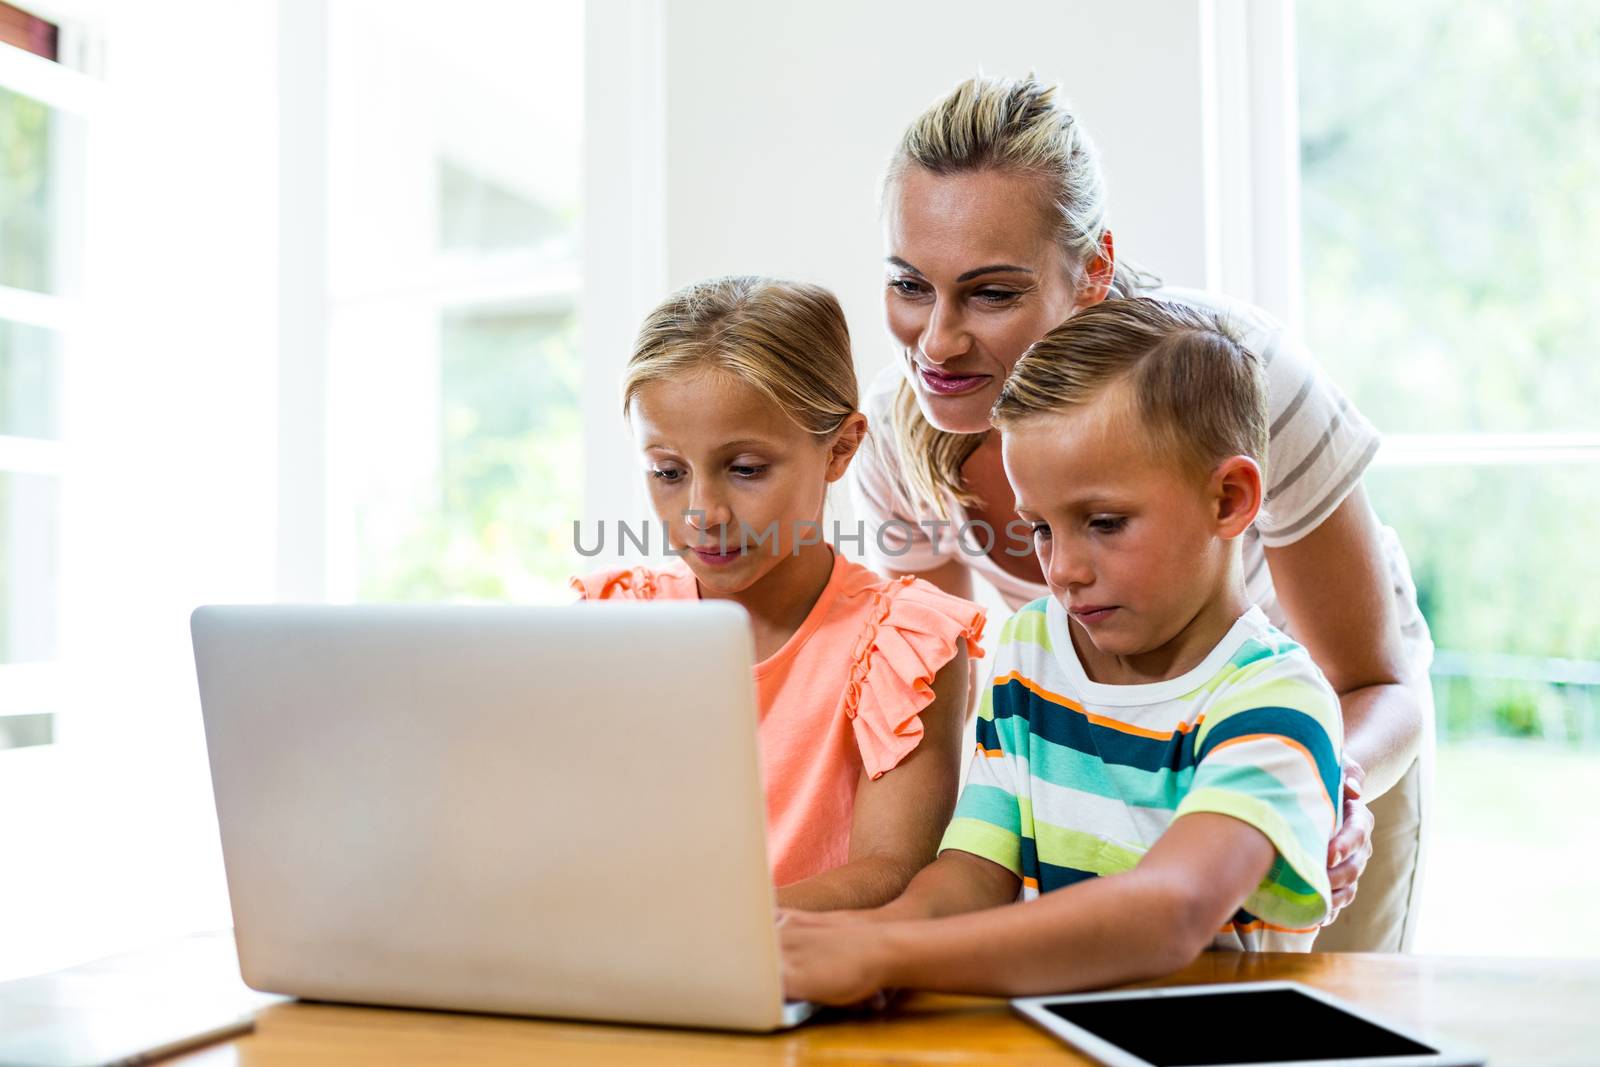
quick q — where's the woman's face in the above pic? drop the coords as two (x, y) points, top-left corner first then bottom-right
(883, 166), (1095, 435)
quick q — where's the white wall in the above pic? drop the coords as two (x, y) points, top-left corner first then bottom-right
(583, 0), (1215, 537)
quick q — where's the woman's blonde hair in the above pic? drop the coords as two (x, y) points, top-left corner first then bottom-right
(623, 275), (858, 439)
(992, 298), (1267, 482)
(884, 73), (1158, 516)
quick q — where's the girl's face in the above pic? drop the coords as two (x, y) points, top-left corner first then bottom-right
(883, 166), (1104, 435)
(629, 368), (859, 597)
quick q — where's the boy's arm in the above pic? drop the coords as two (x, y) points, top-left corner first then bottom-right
(781, 812), (1274, 1004)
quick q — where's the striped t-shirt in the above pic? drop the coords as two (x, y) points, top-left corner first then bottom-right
(940, 600), (1343, 951)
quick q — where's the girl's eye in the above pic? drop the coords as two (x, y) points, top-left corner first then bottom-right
(649, 467), (684, 483)
(1030, 522), (1052, 541)
(1090, 516), (1128, 534)
(730, 464), (767, 479)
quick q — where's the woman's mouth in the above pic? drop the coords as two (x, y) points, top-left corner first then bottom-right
(918, 366), (993, 396)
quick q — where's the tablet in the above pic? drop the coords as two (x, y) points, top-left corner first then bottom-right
(1012, 981), (1483, 1067)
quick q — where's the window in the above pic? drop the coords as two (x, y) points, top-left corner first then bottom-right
(325, 0), (583, 605)
(0, 12), (89, 753)
(1297, 0), (1600, 956)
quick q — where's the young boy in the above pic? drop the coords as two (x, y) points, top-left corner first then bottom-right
(781, 298), (1343, 1002)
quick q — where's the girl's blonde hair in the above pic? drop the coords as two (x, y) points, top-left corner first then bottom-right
(623, 276), (858, 438)
(992, 298), (1267, 482)
(883, 73), (1158, 516)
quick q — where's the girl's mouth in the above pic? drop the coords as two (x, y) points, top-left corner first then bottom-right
(919, 366), (992, 396)
(690, 545), (745, 567)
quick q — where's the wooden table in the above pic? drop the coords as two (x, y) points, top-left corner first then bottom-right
(6, 932), (1597, 1065)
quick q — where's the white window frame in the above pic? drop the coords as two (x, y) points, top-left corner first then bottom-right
(0, 28), (100, 753)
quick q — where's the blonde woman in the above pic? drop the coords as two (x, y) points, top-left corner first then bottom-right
(850, 75), (1431, 951)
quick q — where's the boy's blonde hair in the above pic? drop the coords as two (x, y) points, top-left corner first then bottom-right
(623, 276), (858, 438)
(992, 298), (1268, 482)
(883, 73), (1156, 517)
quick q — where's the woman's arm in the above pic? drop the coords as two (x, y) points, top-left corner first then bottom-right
(774, 646), (970, 911)
(1265, 485), (1425, 798)
(781, 812), (1275, 1003)
(1266, 485), (1424, 919)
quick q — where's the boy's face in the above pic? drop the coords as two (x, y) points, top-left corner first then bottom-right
(1002, 381), (1234, 660)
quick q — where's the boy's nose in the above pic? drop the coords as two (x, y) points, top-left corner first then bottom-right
(1047, 545), (1094, 591)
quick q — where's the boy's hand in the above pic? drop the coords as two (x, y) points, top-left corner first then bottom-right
(1324, 759), (1374, 924)
(775, 906), (881, 928)
(780, 918), (894, 1006)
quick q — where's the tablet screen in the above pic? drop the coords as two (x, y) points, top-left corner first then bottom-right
(1044, 987), (1438, 1065)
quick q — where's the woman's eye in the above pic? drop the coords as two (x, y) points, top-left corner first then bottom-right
(974, 288), (1021, 305)
(730, 464), (768, 479)
(649, 468), (684, 483)
(1030, 522), (1052, 541)
(887, 277), (925, 297)
(1090, 516), (1128, 534)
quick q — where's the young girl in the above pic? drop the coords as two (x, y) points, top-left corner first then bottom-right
(571, 276), (985, 911)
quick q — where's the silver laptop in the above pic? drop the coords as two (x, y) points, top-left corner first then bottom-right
(191, 602), (813, 1032)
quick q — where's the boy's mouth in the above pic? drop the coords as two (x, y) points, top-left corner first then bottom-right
(918, 366), (992, 397)
(1069, 605), (1118, 625)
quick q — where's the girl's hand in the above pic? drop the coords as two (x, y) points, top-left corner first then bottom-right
(1324, 759), (1375, 925)
(780, 918), (893, 1006)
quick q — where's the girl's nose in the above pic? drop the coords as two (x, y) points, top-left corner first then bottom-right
(685, 488), (733, 533)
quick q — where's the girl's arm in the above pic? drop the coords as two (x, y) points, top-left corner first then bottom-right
(781, 812), (1275, 1004)
(887, 557), (974, 600)
(774, 646), (970, 911)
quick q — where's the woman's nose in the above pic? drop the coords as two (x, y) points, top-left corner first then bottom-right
(919, 298), (969, 365)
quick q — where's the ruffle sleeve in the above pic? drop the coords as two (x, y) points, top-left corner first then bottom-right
(568, 566), (660, 601)
(843, 576), (986, 779)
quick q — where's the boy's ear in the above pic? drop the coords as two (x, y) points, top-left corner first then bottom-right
(825, 412), (870, 483)
(1211, 455), (1263, 538)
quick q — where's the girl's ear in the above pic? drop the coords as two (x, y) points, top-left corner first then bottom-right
(825, 412), (870, 483)
(1211, 455), (1263, 539)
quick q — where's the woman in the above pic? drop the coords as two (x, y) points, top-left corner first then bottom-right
(850, 75), (1432, 951)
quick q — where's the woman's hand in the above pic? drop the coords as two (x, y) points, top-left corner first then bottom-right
(1324, 759), (1375, 925)
(780, 917), (893, 1007)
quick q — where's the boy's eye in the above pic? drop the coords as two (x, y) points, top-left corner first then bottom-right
(1089, 516), (1128, 533)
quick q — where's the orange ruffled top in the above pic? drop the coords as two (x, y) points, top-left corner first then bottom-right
(570, 552), (985, 887)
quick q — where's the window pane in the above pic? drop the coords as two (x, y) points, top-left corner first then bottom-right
(0, 321), (61, 439)
(356, 310), (581, 601)
(0, 86), (55, 294)
(0, 472), (59, 663)
(1298, 1), (1600, 434)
